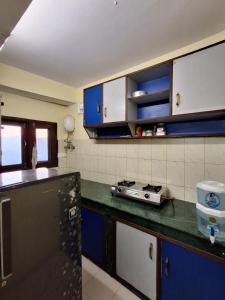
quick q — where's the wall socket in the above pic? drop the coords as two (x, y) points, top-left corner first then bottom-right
(77, 102), (83, 114)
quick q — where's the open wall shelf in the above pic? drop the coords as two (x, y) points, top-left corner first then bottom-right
(128, 89), (169, 105)
(85, 124), (132, 139)
(126, 61), (171, 123)
(84, 113), (225, 139)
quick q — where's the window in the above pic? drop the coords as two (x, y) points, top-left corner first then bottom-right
(0, 117), (58, 172)
(1, 124), (22, 166)
(36, 128), (49, 162)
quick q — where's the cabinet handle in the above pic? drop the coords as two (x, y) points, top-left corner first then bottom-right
(104, 107), (107, 118)
(0, 198), (12, 281)
(97, 105), (101, 113)
(149, 242), (153, 260)
(165, 256), (169, 277)
(176, 92), (180, 107)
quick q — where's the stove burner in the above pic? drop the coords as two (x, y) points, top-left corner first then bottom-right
(118, 180), (136, 187)
(142, 184), (162, 193)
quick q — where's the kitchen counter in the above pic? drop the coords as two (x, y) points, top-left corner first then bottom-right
(81, 179), (225, 262)
(0, 167), (79, 191)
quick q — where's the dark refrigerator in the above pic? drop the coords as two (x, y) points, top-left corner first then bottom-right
(0, 172), (81, 300)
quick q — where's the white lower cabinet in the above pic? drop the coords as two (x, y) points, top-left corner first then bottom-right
(116, 221), (157, 300)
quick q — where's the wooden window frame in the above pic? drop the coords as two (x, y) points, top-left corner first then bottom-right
(0, 116), (58, 173)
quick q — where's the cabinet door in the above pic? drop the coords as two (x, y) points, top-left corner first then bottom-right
(116, 221), (157, 300)
(103, 77), (126, 123)
(84, 84), (102, 126)
(172, 43), (225, 115)
(161, 240), (225, 300)
(81, 207), (105, 266)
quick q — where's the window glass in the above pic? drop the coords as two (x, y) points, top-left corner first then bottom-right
(36, 128), (48, 161)
(1, 125), (22, 166)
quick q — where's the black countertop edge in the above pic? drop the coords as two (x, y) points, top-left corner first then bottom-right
(0, 168), (80, 192)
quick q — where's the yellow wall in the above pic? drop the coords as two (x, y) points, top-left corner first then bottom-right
(0, 90), (71, 140)
(0, 63), (76, 104)
(72, 30), (225, 140)
(0, 63), (78, 141)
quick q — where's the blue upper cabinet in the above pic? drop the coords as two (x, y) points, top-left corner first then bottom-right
(84, 84), (103, 126)
(161, 240), (225, 300)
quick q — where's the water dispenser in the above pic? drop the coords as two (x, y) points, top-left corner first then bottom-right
(196, 181), (225, 244)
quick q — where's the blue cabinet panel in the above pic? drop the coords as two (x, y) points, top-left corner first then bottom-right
(81, 207), (105, 265)
(137, 75), (170, 93)
(161, 240), (225, 300)
(84, 85), (102, 126)
(137, 103), (170, 119)
(166, 119), (225, 136)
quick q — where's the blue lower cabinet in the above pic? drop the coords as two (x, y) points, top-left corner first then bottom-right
(84, 84), (102, 126)
(81, 207), (105, 266)
(161, 240), (225, 300)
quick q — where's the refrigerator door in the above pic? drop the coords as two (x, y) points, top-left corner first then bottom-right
(0, 174), (81, 300)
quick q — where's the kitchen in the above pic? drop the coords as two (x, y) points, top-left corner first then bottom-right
(0, 0), (225, 300)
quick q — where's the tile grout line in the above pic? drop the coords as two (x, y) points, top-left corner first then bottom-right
(109, 283), (122, 300)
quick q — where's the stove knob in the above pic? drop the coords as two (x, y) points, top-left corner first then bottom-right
(144, 193), (150, 199)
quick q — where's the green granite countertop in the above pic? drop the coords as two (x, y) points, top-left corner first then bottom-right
(81, 179), (225, 261)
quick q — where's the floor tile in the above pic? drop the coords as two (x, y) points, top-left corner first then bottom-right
(82, 256), (100, 275)
(82, 256), (100, 288)
(85, 269), (121, 300)
(112, 285), (141, 300)
(82, 291), (91, 300)
(82, 268), (93, 288)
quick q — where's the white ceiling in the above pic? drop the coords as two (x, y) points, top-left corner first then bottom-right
(0, 0), (225, 88)
(0, 0), (31, 46)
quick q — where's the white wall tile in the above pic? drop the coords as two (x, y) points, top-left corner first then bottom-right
(152, 160), (166, 184)
(98, 156), (106, 174)
(185, 138), (204, 163)
(166, 138), (185, 162)
(126, 158), (138, 180)
(152, 139), (166, 161)
(205, 137), (225, 165)
(126, 141), (139, 158)
(167, 185), (185, 200)
(106, 157), (117, 175)
(113, 142), (126, 158)
(67, 138), (225, 202)
(137, 159), (151, 183)
(115, 158), (126, 177)
(185, 163), (204, 188)
(185, 188), (197, 203)
(105, 142), (115, 157)
(138, 140), (151, 159)
(167, 161), (184, 186)
(205, 164), (225, 182)
(58, 157), (67, 168)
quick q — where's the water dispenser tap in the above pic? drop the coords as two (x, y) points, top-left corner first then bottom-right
(210, 226), (216, 244)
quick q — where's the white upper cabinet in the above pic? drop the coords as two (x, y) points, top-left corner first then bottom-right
(103, 77), (126, 123)
(172, 43), (225, 115)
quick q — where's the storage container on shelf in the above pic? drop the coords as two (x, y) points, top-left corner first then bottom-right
(196, 181), (225, 244)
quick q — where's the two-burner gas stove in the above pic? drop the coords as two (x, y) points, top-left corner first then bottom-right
(111, 180), (168, 206)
